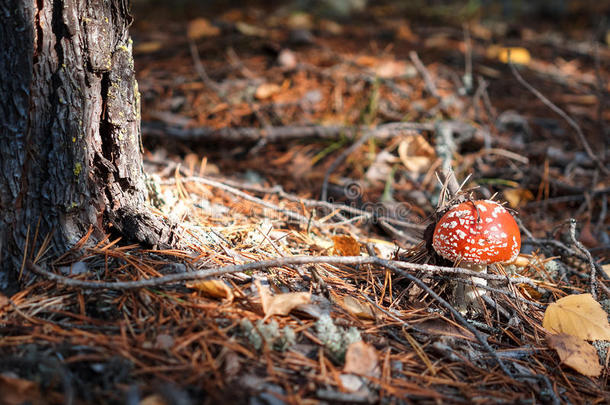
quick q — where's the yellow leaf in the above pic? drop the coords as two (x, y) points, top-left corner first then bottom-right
(397, 135), (435, 174)
(332, 235), (361, 256)
(187, 279), (234, 302)
(543, 293), (610, 340)
(497, 47), (531, 65)
(187, 18), (220, 39)
(140, 394), (168, 405)
(341, 296), (375, 320)
(547, 333), (602, 377)
(503, 188), (534, 208)
(134, 41), (163, 54)
(256, 280), (310, 320)
(344, 341), (379, 377)
(236, 22), (266, 37)
(255, 83), (281, 100)
(286, 12), (313, 29)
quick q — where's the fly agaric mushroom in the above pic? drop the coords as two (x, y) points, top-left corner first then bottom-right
(432, 200), (521, 313)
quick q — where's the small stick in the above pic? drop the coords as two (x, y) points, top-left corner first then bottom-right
(508, 59), (609, 175)
(568, 219), (598, 299)
(409, 51), (439, 98)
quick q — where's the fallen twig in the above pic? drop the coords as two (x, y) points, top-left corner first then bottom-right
(508, 60), (609, 175)
(28, 255), (544, 291)
(142, 121), (434, 144)
(568, 219), (598, 299)
(410, 51), (439, 98)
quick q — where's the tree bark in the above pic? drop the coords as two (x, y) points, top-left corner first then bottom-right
(0, 0), (173, 293)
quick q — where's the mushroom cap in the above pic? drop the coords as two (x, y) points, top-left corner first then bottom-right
(432, 200), (521, 264)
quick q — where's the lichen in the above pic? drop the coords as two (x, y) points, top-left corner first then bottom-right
(592, 340), (610, 364)
(315, 313), (361, 362)
(239, 319), (297, 352)
(241, 319), (263, 351)
(73, 162), (82, 177)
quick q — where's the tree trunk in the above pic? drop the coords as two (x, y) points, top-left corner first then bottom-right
(0, 0), (172, 293)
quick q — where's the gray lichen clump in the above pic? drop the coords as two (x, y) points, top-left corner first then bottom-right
(315, 313), (361, 362)
(240, 319), (296, 351)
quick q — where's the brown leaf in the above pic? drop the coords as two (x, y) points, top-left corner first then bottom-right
(0, 374), (45, 405)
(134, 41), (163, 54)
(344, 341), (379, 377)
(503, 188), (534, 209)
(235, 22), (266, 37)
(417, 319), (476, 341)
(397, 135), (435, 174)
(255, 83), (281, 100)
(140, 394), (168, 405)
(547, 333), (602, 377)
(374, 60), (414, 79)
(543, 293), (610, 340)
(341, 296), (375, 320)
(332, 235), (361, 256)
(0, 293), (8, 315)
(187, 18), (220, 39)
(256, 280), (310, 320)
(187, 279), (234, 302)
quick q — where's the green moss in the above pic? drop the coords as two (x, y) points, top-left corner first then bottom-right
(73, 162), (82, 177)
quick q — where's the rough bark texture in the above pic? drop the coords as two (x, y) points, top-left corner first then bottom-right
(0, 0), (172, 292)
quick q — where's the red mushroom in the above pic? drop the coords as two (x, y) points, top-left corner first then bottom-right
(432, 200), (521, 313)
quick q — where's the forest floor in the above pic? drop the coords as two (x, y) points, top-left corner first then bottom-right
(1, 1), (610, 404)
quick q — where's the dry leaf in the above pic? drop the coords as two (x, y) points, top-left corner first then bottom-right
(398, 135), (435, 174)
(255, 83), (281, 100)
(355, 55), (380, 68)
(187, 279), (234, 302)
(134, 41), (163, 54)
(341, 296), (375, 320)
(365, 151), (399, 183)
(256, 280), (310, 320)
(497, 47), (531, 65)
(236, 22), (266, 37)
(503, 188), (534, 208)
(0, 293), (8, 309)
(374, 60), (414, 79)
(187, 18), (220, 39)
(278, 49), (297, 69)
(332, 235), (361, 256)
(319, 19), (343, 35)
(286, 12), (313, 29)
(547, 333), (602, 377)
(396, 24), (417, 41)
(344, 341), (379, 377)
(543, 293), (610, 340)
(417, 319), (476, 341)
(0, 374), (44, 405)
(140, 394), (168, 405)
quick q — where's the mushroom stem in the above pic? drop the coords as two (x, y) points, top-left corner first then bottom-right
(454, 263), (487, 314)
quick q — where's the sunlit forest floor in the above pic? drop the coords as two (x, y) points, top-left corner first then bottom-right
(1, 1), (609, 403)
